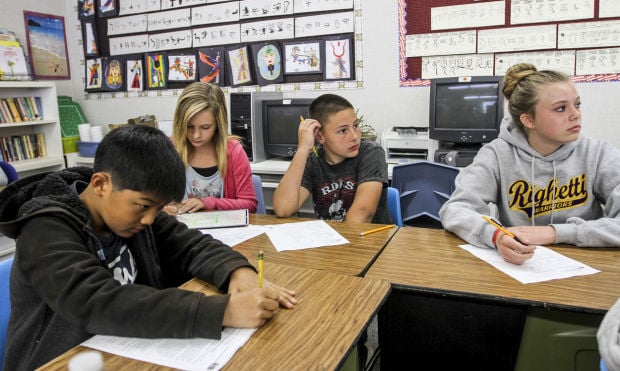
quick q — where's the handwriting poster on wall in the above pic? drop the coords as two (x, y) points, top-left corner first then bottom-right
(495, 50), (576, 76)
(109, 34), (149, 55)
(510, 0), (594, 24)
(399, 0), (620, 86)
(107, 14), (147, 36)
(599, 0), (620, 18)
(118, 0), (160, 15)
(294, 11), (355, 38)
(191, 2), (240, 26)
(239, 0), (293, 19)
(421, 53), (493, 79)
(147, 8), (191, 31)
(192, 24), (241, 47)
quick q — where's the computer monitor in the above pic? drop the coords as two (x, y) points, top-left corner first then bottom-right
(429, 76), (504, 146)
(262, 98), (313, 158)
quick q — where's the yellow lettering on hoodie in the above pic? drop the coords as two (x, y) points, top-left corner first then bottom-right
(508, 174), (588, 219)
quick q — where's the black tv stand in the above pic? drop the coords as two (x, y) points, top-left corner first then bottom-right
(434, 142), (484, 167)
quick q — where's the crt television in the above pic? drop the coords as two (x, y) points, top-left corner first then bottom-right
(262, 98), (313, 158)
(429, 76), (504, 145)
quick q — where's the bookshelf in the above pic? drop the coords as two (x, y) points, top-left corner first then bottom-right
(0, 81), (65, 177)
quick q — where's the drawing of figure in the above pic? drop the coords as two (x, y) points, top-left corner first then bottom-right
(106, 59), (122, 89)
(330, 40), (348, 78)
(130, 60), (141, 89)
(149, 55), (164, 88)
(263, 46), (275, 76)
(199, 51), (221, 84)
(236, 48), (249, 82)
(89, 60), (100, 86)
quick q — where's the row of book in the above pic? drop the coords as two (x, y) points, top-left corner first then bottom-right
(1, 133), (47, 163)
(0, 96), (43, 123)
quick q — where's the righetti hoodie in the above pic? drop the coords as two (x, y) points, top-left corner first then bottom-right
(439, 116), (620, 249)
(0, 167), (254, 370)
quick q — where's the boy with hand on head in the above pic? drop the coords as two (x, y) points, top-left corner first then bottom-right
(273, 93), (391, 224)
(0, 125), (296, 371)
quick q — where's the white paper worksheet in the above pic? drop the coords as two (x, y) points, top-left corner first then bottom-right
(460, 244), (600, 284)
(264, 220), (349, 251)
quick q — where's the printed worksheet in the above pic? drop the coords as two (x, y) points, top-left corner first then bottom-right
(460, 244), (600, 284)
(264, 220), (349, 251)
(82, 327), (255, 370)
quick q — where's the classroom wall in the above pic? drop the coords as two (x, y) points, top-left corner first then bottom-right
(5, 0), (620, 148)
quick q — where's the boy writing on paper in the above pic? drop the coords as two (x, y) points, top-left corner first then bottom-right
(0, 125), (296, 370)
(273, 93), (391, 224)
(439, 63), (620, 265)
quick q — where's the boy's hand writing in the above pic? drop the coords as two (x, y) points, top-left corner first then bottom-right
(229, 267), (297, 308)
(495, 231), (536, 265)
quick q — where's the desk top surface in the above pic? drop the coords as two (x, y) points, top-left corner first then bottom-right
(39, 263), (390, 371)
(365, 226), (620, 313)
(238, 214), (397, 276)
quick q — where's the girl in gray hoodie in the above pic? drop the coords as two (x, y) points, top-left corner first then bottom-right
(439, 63), (620, 265)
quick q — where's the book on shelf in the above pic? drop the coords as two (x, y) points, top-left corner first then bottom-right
(0, 96), (43, 123)
(0, 133), (46, 162)
(0, 43), (30, 81)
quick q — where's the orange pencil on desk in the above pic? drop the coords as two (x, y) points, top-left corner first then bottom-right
(300, 115), (318, 157)
(359, 224), (396, 236)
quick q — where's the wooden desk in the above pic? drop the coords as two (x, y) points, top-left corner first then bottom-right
(365, 227), (620, 371)
(38, 263), (391, 370)
(231, 214), (398, 277)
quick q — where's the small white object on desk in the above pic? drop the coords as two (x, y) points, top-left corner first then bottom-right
(68, 350), (103, 371)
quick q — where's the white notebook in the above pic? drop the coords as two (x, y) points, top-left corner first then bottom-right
(176, 209), (249, 229)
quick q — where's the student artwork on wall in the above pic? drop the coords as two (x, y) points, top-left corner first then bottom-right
(252, 42), (284, 86)
(226, 44), (253, 87)
(85, 57), (103, 91)
(145, 52), (167, 89)
(97, 0), (119, 18)
(283, 40), (322, 75)
(78, 0), (96, 20)
(81, 21), (99, 57)
(167, 53), (197, 82)
(197, 47), (225, 86)
(324, 34), (354, 81)
(23, 11), (71, 79)
(103, 56), (125, 91)
(126, 57), (144, 91)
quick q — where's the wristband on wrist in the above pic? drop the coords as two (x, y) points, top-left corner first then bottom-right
(492, 229), (501, 248)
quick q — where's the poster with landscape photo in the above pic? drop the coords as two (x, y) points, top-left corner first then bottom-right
(23, 11), (71, 79)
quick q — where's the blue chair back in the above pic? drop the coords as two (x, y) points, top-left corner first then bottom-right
(251, 174), (266, 214)
(0, 162), (18, 184)
(387, 187), (403, 227)
(391, 160), (459, 227)
(0, 256), (13, 371)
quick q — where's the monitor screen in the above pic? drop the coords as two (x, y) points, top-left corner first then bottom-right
(262, 99), (312, 158)
(429, 76), (504, 145)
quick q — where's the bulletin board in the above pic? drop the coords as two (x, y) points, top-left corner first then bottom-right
(399, 0), (620, 87)
(77, 0), (363, 98)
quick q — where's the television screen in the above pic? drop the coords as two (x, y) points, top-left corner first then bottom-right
(429, 76), (504, 145)
(262, 99), (312, 158)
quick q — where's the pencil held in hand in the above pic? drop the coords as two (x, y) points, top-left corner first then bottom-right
(258, 250), (264, 288)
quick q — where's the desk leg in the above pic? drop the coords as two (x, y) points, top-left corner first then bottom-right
(378, 290), (526, 371)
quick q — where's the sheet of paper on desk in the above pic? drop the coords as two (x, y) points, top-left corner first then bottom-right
(201, 224), (266, 247)
(177, 209), (249, 229)
(81, 327), (255, 371)
(460, 244), (600, 284)
(264, 220), (349, 251)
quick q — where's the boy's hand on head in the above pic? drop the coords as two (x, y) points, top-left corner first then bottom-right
(229, 267), (297, 308)
(298, 118), (320, 154)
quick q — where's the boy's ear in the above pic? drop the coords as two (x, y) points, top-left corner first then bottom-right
(316, 130), (325, 144)
(90, 172), (112, 196)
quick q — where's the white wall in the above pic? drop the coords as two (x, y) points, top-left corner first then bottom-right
(6, 0), (620, 148)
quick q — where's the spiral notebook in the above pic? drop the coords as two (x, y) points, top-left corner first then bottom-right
(176, 209), (249, 229)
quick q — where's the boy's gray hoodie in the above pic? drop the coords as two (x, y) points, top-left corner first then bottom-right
(439, 116), (620, 248)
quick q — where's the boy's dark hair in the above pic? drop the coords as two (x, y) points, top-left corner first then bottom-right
(309, 94), (354, 125)
(93, 124), (185, 203)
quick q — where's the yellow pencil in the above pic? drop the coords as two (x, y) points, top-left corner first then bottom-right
(257, 250), (264, 288)
(482, 215), (520, 242)
(300, 115), (318, 157)
(359, 224), (396, 236)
